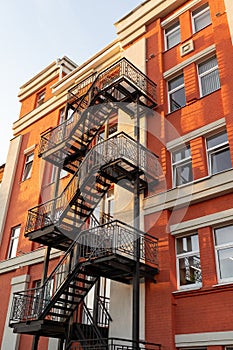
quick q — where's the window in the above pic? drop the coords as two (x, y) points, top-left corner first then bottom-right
(35, 90), (46, 107)
(172, 145), (193, 186)
(8, 226), (20, 259)
(168, 74), (186, 112)
(59, 107), (74, 125)
(22, 153), (34, 181)
(198, 56), (220, 97)
(176, 233), (202, 288)
(50, 165), (68, 183)
(206, 131), (232, 175)
(214, 225), (233, 282)
(164, 21), (181, 50)
(192, 3), (211, 33)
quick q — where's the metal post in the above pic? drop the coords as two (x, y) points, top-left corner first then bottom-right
(42, 246), (51, 284)
(132, 96), (140, 348)
(31, 335), (39, 350)
(58, 338), (64, 350)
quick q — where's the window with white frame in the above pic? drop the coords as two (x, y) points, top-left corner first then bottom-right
(198, 55), (220, 97)
(59, 107), (74, 125)
(226, 347), (233, 350)
(35, 90), (46, 108)
(214, 225), (233, 282)
(7, 226), (20, 259)
(172, 145), (193, 186)
(22, 152), (34, 181)
(192, 3), (211, 33)
(206, 131), (232, 175)
(168, 74), (186, 112)
(164, 21), (181, 50)
(176, 233), (202, 288)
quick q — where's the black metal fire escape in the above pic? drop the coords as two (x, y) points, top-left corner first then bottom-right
(9, 58), (161, 350)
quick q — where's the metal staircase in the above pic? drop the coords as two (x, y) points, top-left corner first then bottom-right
(10, 57), (160, 349)
(25, 132), (159, 250)
(10, 220), (159, 337)
(38, 58), (157, 174)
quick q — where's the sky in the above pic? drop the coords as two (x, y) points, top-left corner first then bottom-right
(0, 0), (143, 165)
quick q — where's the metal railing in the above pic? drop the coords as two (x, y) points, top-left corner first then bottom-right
(38, 58), (157, 158)
(9, 239), (97, 323)
(25, 133), (159, 235)
(77, 220), (159, 267)
(93, 57), (157, 103)
(11, 221), (158, 324)
(68, 337), (161, 350)
(38, 73), (97, 156)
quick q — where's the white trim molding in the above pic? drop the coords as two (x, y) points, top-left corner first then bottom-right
(161, 0), (202, 27)
(166, 117), (226, 151)
(0, 135), (22, 244)
(170, 208), (233, 235)
(1, 274), (30, 350)
(176, 331), (233, 347)
(144, 168), (233, 215)
(23, 144), (37, 155)
(163, 44), (216, 79)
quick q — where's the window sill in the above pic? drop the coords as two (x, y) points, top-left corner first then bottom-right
(166, 88), (221, 116)
(172, 285), (202, 294)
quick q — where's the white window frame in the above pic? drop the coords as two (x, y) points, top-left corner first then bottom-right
(192, 3), (211, 33)
(176, 233), (202, 289)
(168, 74), (186, 112)
(164, 21), (181, 51)
(7, 226), (20, 259)
(197, 55), (220, 97)
(22, 152), (34, 181)
(214, 225), (233, 283)
(36, 90), (46, 108)
(172, 145), (193, 187)
(206, 131), (232, 175)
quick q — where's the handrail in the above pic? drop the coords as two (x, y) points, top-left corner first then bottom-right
(77, 220), (159, 266)
(39, 57), (157, 157)
(25, 132), (159, 236)
(68, 337), (161, 350)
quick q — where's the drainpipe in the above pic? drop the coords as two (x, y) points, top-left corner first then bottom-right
(132, 95), (140, 348)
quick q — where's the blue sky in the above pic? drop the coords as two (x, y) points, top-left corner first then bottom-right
(0, 0), (143, 165)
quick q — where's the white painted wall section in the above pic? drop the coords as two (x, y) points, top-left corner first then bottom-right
(0, 135), (22, 244)
(1, 274), (30, 350)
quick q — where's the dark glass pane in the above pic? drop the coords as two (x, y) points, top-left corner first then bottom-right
(177, 234), (199, 254)
(179, 255), (202, 285)
(176, 162), (193, 185)
(215, 225), (233, 245)
(218, 247), (233, 279)
(170, 87), (186, 111)
(207, 132), (228, 149)
(211, 148), (232, 174)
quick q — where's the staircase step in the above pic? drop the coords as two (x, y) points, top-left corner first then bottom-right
(67, 284), (89, 292)
(74, 277), (94, 284)
(58, 296), (82, 304)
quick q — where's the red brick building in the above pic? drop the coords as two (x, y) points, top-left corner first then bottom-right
(0, 1), (233, 349)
